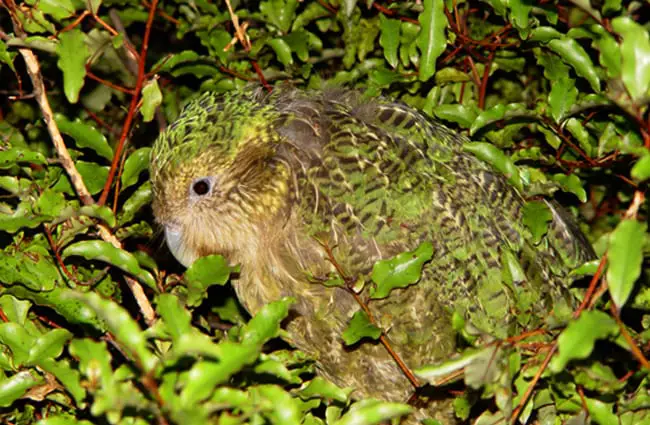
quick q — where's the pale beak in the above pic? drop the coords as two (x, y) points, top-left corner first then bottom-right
(164, 225), (198, 268)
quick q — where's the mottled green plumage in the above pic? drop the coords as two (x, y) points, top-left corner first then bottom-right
(150, 88), (594, 423)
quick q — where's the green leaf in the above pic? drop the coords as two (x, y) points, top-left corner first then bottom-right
(509, 0), (532, 36)
(370, 242), (433, 299)
(56, 30), (89, 103)
(37, 415), (94, 425)
(0, 148), (47, 168)
(433, 104), (477, 128)
(612, 17), (650, 102)
(522, 201), (553, 244)
(332, 400), (412, 425)
(548, 77), (578, 122)
(464, 142), (522, 191)
(415, 347), (495, 385)
(300, 377), (353, 402)
(62, 240), (157, 290)
(584, 397), (618, 425)
(54, 114), (113, 161)
(469, 103), (528, 135)
(117, 181), (152, 225)
(184, 255), (236, 306)
(254, 385), (302, 425)
(240, 298), (294, 346)
(607, 219), (646, 310)
(565, 117), (593, 157)
(550, 310), (618, 372)
(156, 293), (192, 342)
(141, 79), (162, 122)
(28, 0), (76, 21)
(68, 292), (157, 373)
(528, 26), (562, 43)
(268, 38), (294, 66)
(417, 0), (446, 81)
(74, 161), (109, 195)
(342, 310), (381, 346)
(0, 323), (35, 366)
(260, 0), (299, 33)
(552, 173), (587, 202)
(548, 37), (600, 92)
(592, 26), (621, 78)
(69, 338), (112, 387)
(0, 40), (17, 72)
(0, 370), (42, 407)
(26, 329), (73, 365)
(0, 295), (30, 325)
(379, 15), (400, 68)
(38, 358), (85, 405)
(631, 154), (650, 182)
(180, 342), (260, 406)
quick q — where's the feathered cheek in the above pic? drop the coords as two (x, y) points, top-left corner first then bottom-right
(164, 224), (199, 268)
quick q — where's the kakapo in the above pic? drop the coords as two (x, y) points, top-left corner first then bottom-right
(150, 87), (594, 423)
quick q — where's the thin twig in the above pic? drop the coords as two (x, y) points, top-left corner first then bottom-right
(98, 0), (159, 206)
(9, 12), (156, 324)
(319, 240), (421, 389)
(510, 343), (557, 424)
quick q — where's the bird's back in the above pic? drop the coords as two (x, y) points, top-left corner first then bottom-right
(256, 90), (595, 415)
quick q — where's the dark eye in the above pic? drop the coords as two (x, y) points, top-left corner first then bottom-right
(192, 178), (211, 196)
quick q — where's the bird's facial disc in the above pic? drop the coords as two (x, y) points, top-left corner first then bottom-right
(160, 174), (221, 268)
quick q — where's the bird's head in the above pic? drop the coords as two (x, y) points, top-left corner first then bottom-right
(150, 90), (293, 268)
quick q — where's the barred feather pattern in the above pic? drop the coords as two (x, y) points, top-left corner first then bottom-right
(150, 88), (595, 424)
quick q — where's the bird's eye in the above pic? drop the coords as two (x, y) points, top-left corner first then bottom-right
(191, 178), (211, 197)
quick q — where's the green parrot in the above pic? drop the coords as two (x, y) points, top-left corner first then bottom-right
(150, 87), (594, 423)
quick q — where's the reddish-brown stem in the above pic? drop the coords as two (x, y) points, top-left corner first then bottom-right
(319, 240), (421, 390)
(54, 10), (90, 36)
(142, 0), (179, 25)
(610, 303), (650, 369)
(251, 60), (271, 92)
(98, 0), (159, 206)
(510, 343), (557, 424)
(478, 50), (494, 109)
(86, 70), (136, 95)
(371, 2), (419, 24)
(573, 253), (608, 318)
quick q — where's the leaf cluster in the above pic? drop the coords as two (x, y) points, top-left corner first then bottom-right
(0, 0), (649, 424)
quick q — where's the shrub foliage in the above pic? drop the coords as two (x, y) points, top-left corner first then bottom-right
(0, 0), (649, 424)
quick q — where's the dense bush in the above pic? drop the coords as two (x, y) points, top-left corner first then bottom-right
(0, 0), (649, 424)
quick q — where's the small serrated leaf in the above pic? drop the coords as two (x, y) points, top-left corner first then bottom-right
(56, 30), (89, 103)
(184, 255), (236, 306)
(548, 77), (578, 122)
(342, 310), (381, 346)
(240, 297), (294, 346)
(631, 155), (650, 182)
(54, 114), (113, 161)
(141, 79), (162, 122)
(464, 142), (522, 191)
(68, 292), (157, 372)
(121, 148), (151, 191)
(607, 219), (646, 310)
(379, 15), (400, 68)
(417, 0), (446, 81)
(332, 400), (412, 425)
(522, 201), (553, 244)
(550, 310), (618, 372)
(612, 17), (650, 102)
(300, 377), (353, 402)
(370, 242), (433, 299)
(62, 240), (157, 290)
(548, 37), (601, 92)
